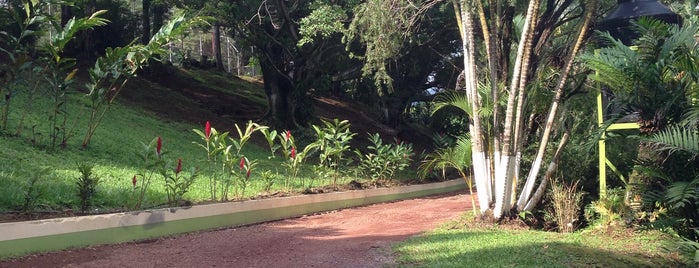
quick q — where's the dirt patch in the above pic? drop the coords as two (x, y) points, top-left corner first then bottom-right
(0, 192), (471, 268)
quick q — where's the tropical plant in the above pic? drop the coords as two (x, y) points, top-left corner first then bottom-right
(582, 18), (698, 134)
(418, 134), (477, 216)
(81, 13), (199, 147)
(279, 129), (318, 190)
(76, 162), (100, 213)
(259, 170), (279, 192)
(0, 0), (42, 132)
(346, 0), (597, 219)
(355, 133), (414, 186)
(20, 167), (50, 213)
(235, 157), (257, 199)
(642, 114), (698, 242)
(132, 136), (166, 209)
(41, 10), (109, 149)
(584, 187), (632, 227)
(222, 121), (265, 200)
(163, 159), (198, 207)
(311, 119), (356, 189)
(259, 128), (280, 159)
(583, 18), (699, 258)
(193, 121), (228, 201)
(193, 120), (267, 201)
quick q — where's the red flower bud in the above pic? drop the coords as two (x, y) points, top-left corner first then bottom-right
(239, 157), (245, 170)
(205, 121), (211, 139)
(156, 136), (162, 156)
(285, 130), (291, 141)
(176, 159), (182, 174)
(132, 175), (137, 187)
(291, 147), (296, 159)
(246, 169), (251, 179)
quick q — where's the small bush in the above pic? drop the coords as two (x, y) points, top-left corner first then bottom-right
(355, 133), (414, 185)
(21, 167), (51, 212)
(584, 187), (632, 227)
(76, 163), (100, 213)
(549, 179), (584, 233)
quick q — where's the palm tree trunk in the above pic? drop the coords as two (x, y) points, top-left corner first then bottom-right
(493, 0), (540, 219)
(523, 130), (570, 211)
(458, 0), (492, 213)
(517, 0), (597, 209)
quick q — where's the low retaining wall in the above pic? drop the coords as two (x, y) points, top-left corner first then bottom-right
(0, 179), (466, 259)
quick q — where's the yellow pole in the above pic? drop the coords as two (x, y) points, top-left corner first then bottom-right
(597, 87), (607, 198)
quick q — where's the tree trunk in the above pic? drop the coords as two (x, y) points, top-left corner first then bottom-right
(523, 130), (571, 211)
(458, 0), (493, 214)
(142, 0), (151, 44)
(212, 24), (224, 71)
(517, 0), (597, 210)
(260, 59), (297, 129)
(493, 0), (541, 219)
(60, 5), (72, 26)
(83, 0), (97, 59)
(152, 2), (166, 36)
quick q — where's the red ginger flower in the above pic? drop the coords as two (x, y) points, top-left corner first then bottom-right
(176, 159), (182, 174)
(285, 130), (291, 141)
(239, 157), (245, 170)
(205, 121), (211, 139)
(291, 147), (296, 159)
(132, 175), (137, 187)
(156, 136), (162, 156)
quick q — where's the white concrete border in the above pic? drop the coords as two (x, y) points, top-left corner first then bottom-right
(0, 179), (466, 258)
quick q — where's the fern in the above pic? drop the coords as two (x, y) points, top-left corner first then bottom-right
(647, 125), (699, 157)
(665, 179), (699, 210)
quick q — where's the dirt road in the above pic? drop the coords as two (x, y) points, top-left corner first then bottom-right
(0, 192), (471, 268)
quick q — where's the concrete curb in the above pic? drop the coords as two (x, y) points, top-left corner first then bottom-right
(0, 179), (466, 259)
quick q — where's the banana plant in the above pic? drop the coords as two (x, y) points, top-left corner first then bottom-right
(81, 13), (202, 147)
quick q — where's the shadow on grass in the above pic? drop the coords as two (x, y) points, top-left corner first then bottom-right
(393, 231), (685, 268)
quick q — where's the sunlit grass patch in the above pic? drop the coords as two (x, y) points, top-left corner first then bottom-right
(394, 216), (684, 267)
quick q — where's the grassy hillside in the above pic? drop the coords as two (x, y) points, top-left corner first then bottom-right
(0, 65), (414, 216)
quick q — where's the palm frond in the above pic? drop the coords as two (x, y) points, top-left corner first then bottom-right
(453, 135), (472, 165)
(580, 48), (636, 93)
(647, 125), (699, 157)
(665, 178), (699, 210)
(417, 134), (472, 179)
(432, 90), (472, 117)
(681, 105), (699, 128)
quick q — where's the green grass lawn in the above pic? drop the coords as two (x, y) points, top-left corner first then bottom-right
(0, 67), (412, 214)
(393, 216), (685, 267)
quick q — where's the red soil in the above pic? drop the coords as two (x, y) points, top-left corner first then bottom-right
(0, 192), (471, 268)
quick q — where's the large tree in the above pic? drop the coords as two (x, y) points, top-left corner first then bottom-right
(348, 0), (598, 218)
(218, 1), (359, 128)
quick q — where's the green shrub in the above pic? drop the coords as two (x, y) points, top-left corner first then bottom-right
(584, 187), (632, 227)
(76, 163), (100, 213)
(355, 133), (414, 185)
